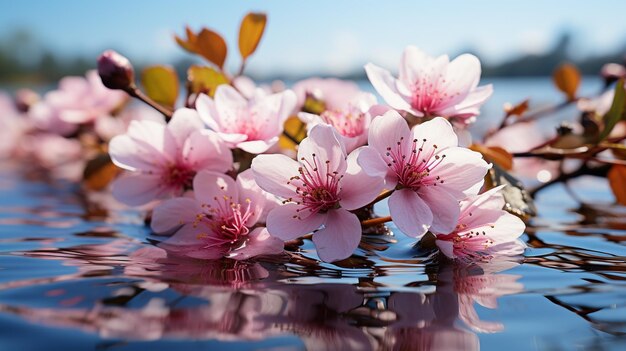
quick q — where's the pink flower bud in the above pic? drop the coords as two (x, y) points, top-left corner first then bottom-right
(97, 50), (135, 90)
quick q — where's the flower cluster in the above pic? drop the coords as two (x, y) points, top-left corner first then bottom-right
(0, 39), (527, 264)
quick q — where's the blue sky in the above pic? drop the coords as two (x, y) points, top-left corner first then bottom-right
(2, 0), (626, 75)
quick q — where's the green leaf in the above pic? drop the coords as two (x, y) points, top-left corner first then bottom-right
(599, 79), (626, 141)
(141, 65), (179, 108)
(187, 65), (229, 97)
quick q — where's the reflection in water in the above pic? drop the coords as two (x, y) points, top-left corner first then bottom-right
(0, 238), (522, 350)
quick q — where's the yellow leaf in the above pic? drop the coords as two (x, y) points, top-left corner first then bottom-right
(238, 12), (267, 60)
(187, 65), (229, 97)
(470, 144), (514, 171)
(279, 116), (307, 150)
(141, 65), (179, 108)
(608, 165), (626, 205)
(553, 63), (581, 101)
(196, 28), (228, 69)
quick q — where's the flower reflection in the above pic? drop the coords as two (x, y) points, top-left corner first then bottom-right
(0, 241), (523, 349)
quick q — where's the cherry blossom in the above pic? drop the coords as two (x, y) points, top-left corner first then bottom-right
(252, 124), (384, 262)
(151, 169), (283, 260)
(358, 111), (490, 238)
(195, 85), (296, 154)
(365, 46), (492, 122)
(434, 186), (526, 262)
(109, 108), (232, 206)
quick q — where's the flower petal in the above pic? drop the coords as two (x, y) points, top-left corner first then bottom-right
(389, 189), (433, 238)
(111, 174), (167, 206)
(367, 110), (412, 159)
(266, 203), (326, 241)
(419, 188), (461, 234)
(252, 154), (301, 199)
(298, 124), (347, 175)
(195, 93), (221, 131)
(229, 227), (284, 260)
(151, 197), (203, 234)
(192, 170), (238, 206)
(167, 108), (204, 149)
(182, 129), (233, 172)
(340, 149), (385, 210)
(312, 208), (361, 262)
(364, 63), (414, 113)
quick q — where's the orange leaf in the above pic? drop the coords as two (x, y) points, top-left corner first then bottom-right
(504, 99), (529, 117)
(83, 154), (121, 191)
(608, 165), (626, 205)
(470, 144), (514, 170)
(553, 63), (581, 101)
(238, 12), (267, 60)
(196, 28), (228, 69)
(175, 26), (198, 53)
(141, 65), (179, 108)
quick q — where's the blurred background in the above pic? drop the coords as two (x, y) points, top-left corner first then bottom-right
(1, 0), (626, 86)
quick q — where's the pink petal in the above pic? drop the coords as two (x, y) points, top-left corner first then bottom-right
(312, 208), (361, 262)
(399, 46), (429, 86)
(214, 85), (248, 127)
(389, 189), (433, 238)
(192, 170), (238, 206)
(166, 108), (204, 149)
(236, 169), (277, 225)
(111, 174), (166, 206)
(266, 203), (326, 241)
(109, 134), (164, 172)
(364, 63), (414, 113)
(151, 197), (203, 234)
(195, 93), (221, 131)
(411, 117), (459, 150)
(433, 147), (490, 198)
(441, 54), (482, 104)
(367, 110), (411, 159)
(237, 138), (277, 154)
(229, 227), (284, 260)
(356, 146), (390, 180)
(298, 124), (347, 175)
(158, 224), (207, 250)
(419, 188), (461, 234)
(182, 129), (233, 172)
(340, 149), (385, 210)
(251, 154), (300, 199)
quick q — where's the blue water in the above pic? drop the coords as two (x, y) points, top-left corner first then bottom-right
(0, 78), (625, 350)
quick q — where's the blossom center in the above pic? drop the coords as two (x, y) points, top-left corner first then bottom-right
(320, 109), (364, 138)
(193, 195), (255, 251)
(163, 163), (195, 189)
(384, 137), (446, 191)
(287, 153), (342, 216)
(409, 74), (460, 115)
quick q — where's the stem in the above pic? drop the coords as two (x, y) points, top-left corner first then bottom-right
(361, 216), (392, 227)
(366, 189), (394, 207)
(237, 59), (247, 77)
(126, 85), (173, 119)
(282, 131), (300, 145)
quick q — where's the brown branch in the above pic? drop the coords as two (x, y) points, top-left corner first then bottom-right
(361, 216), (392, 227)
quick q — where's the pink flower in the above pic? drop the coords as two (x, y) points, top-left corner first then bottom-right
(292, 77), (362, 111)
(151, 169), (284, 260)
(358, 111), (490, 238)
(29, 70), (127, 135)
(434, 186), (526, 262)
(195, 85), (296, 154)
(94, 105), (164, 141)
(298, 92), (378, 153)
(109, 108), (232, 206)
(252, 124), (385, 262)
(365, 46), (492, 121)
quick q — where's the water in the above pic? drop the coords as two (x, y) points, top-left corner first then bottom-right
(1, 78), (625, 350)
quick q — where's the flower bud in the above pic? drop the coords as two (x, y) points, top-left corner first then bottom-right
(97, 50), (135, 90)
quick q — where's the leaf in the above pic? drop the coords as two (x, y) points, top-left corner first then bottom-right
(470, 144), (513, 170)
(238, 12), (267, 60)
(174, 26), (198, 53)
(195, 28), (228, 69)
(141, 65), (179, 108)
(187, 65), (229, 97)
(503, 99), (529, 117)
(485, 164), (537, 219)
(279, 116), (307, 150)
(83, 153), (121, 191)
(553, 63), (581, 101)
(608, 165), (626, 205)
(599, 79), (626, 141)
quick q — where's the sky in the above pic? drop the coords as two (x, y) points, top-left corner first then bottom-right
(2, 0), (626, 76)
